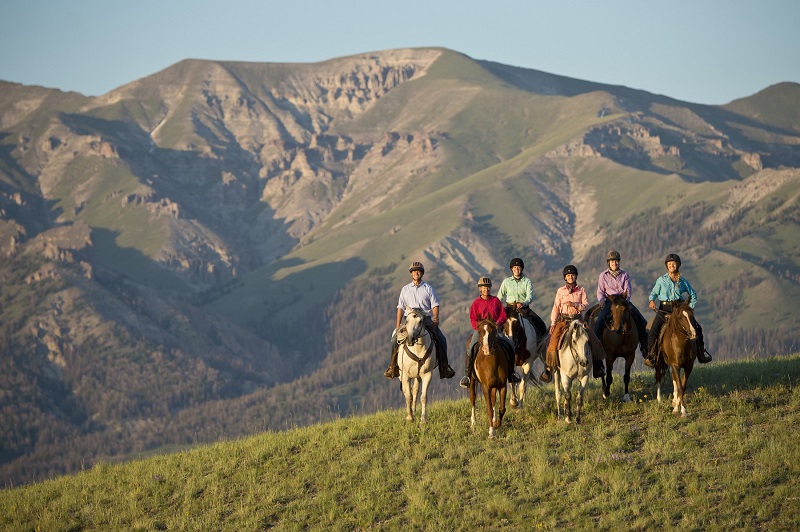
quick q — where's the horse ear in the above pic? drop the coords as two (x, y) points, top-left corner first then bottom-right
(622, 291), (628, 299)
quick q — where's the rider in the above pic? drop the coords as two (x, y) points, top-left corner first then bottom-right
(540, 265), (606, 383)
(460, 276), (521, 388)
(497, 257), (548, 337)
(646, 253), (712, 366)
(384, 261), (456, 380)
(593, 250), (649, 358)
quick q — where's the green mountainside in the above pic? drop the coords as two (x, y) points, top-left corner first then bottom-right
(1, 48), (798, 485)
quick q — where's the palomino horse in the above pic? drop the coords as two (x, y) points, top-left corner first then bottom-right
(554, 320), (592, 424)
(469, 318), (508, 438)
(502, 309), (546, 409)
(654, 300), (697, 417)
(588, 294), (637, 402)
(397, 307), (437, 423)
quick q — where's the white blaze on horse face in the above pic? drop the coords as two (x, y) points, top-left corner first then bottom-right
(682, 310), (697, 339)
(481, 323), (491, 355)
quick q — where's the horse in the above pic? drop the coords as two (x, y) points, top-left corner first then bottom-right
(397, 307), (437, 423)
(502, 308), (546, 409)
(588, 294), (638, 402)
(553, 320), (592, 424)
(469, 318), (508, 438)
(654, 300), (697, 417)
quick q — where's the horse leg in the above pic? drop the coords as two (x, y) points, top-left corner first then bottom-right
(484, 386), (495, 438)
(562, 374), (573, 424)
(670, 366), (681, 413)
(401, 378), (414, 422)
(496, 386), (507, 429)
(679, 365), (692, 417)
(419, 373), (432, 424)
(602, 357), (613, 399)
(655, 365), (663, 404)
(623, 356), (634, 403)
(517, 361), (530, 409)
(469, 379), (477, 429)
(509, 372), (519, 409)
(554, 369), (563, 420)
(576, 374), (589, 424)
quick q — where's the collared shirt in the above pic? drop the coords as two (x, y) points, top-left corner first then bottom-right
(649, 273), (697, 308)
(497, 275), (533, 306)
(469, 295), (507, 330)
(397, 281), (439, 315)
(597, 268), (632, 306)
(550, 284), (588, 327)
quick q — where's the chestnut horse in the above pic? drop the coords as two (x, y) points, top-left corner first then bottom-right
(654, 300), (697, 417)
(397, 307), (436, 423)
(554, 320), (592, 424)
(468, 318), (508, 438)
(502, 309), (546, 410)
(588, 294), (638, 402)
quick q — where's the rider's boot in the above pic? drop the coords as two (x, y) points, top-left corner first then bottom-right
(460, 347), (474, 388)
(592, 358), (605, 379)
(644, 341), (657, 368)
(437, 345), (455, 379)
(696, 340), (712, 363)
(383, 344), (400, 379)
(539, 367), (552, 383)
(508, 359), (522, 384)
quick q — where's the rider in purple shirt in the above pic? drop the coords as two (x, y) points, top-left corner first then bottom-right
(593, 250), (649, 359)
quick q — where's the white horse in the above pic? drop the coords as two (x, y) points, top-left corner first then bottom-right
(397, 307), (437, 423)
(503, 312), (547, 409)
(554, 320), (592, 424)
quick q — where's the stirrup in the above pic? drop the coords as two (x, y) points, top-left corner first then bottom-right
(383, 365), (399, 379)
(459, 376), (470, 388)
(539, 368), (552, 382)
(508, 371), (521, 384)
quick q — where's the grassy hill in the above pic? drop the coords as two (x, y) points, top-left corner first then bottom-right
(3, 355), (799, 530)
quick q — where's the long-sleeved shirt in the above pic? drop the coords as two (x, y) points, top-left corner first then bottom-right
(596, 269), (632, 305)
(497, 275), (533, 306)
(550, 284), (588, 327)
(470, 295), (507, 329)
(397, 281), (439, 314)
(649, 273), (697, 308)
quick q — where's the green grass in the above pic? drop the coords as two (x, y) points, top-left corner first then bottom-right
(3, 355), (799, 530)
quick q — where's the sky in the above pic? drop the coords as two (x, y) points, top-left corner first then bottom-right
(1, 0), (798, 105)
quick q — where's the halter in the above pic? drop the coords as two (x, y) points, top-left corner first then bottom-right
(658, 308), (695, 339)
(566, 322), (589, 368)
(603, 302), (632, 335)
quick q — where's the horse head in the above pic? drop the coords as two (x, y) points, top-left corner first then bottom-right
(477, 318), (498, 356)
(404, 307), (429, 345)
(607, 293), (632, 335)
(670, 300), (697, 341)
(568, 321), (591, 368)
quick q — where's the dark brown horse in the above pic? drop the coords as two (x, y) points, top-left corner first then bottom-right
(654, 300), (697, 417)
(589, 294), (638, 402)
(502, 308), (546, 410)
(468, 318), (508, 438)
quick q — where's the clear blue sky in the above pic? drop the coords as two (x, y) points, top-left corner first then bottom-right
(1, 0), (798, 105)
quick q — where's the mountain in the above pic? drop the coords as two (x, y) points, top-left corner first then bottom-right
(1, 48), (798, 485)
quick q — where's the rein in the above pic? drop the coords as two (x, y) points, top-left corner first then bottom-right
(660, 308), (694, 339)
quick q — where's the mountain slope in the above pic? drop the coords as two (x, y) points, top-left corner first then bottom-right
(1, 47), (798, 485)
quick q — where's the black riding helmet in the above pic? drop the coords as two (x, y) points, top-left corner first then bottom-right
(509, 257), (524, 270)
(563, 264), (578, 278)
(664, 253), (681, 267)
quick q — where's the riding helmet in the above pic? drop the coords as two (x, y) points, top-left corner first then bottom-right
(477, 276), (492, 287)
(606, 250), (621, 262)
(409, 261), (425, 273)
(563, 264), (578, 277)
(664, 253), (681, 267)
(509, 257), (524, 270)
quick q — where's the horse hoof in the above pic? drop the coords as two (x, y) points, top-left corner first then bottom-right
(565, 417), (572, 424)
(623, 394), (631, 403)
(602, 392), (609, 400)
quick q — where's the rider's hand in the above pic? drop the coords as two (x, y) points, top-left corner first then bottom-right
(649, 300), (656, 311)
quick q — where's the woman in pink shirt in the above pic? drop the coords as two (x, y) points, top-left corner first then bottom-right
(540, 265), (606, 382)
